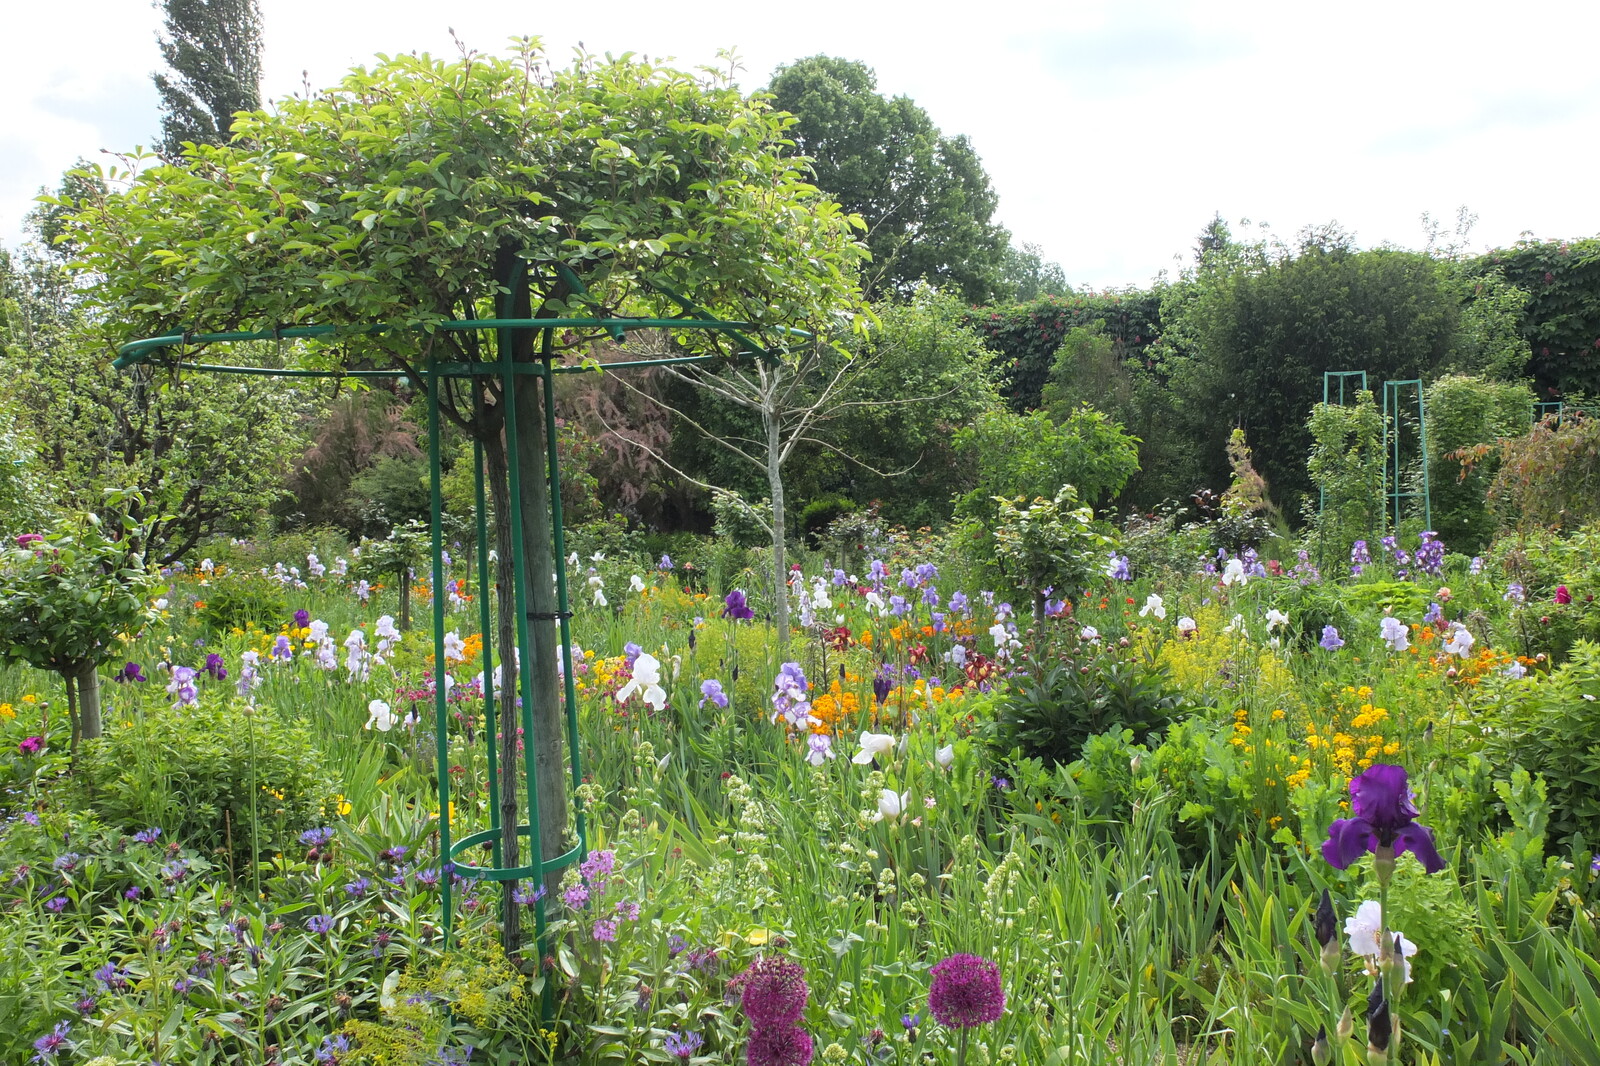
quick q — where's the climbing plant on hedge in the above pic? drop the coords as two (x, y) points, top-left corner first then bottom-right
(1471, 237), (1600, 397)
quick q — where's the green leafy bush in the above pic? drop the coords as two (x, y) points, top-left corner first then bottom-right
(1481, 641), (1600, 846)
(194, 570), (287, 632)
(77, 699), (341, 861)
(993, 650), (1192, 767)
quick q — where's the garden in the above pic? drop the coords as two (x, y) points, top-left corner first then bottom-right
(4, 28), (1600, 1066)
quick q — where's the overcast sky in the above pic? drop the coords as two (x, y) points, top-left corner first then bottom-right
(5, 0), (1598, 289)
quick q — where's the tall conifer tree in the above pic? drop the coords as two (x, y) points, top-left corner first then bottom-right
(152, 0), (263, 155)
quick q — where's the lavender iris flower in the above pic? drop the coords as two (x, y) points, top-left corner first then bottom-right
(722, 589), (755, 621)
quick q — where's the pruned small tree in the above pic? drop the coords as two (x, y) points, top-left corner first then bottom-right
(0, 496), (153, 751)
(66, 40), (866, 956)
(992, 486), (1111, 630)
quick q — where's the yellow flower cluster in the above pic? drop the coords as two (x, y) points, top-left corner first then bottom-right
(1295, 685), (1400, 786)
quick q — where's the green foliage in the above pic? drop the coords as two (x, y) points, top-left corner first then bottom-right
(70, 42), (867, 363)
(994, 653), (1190, 767)
(1305, 390), (1385, 551)
(349, 454), (431, 531)
(194, 570), (286, 632)
(1164, 233), (1465, 515)
(0, 504), (152, 723)
(799, 496), (855, 549)
(78, 697), (339, 861)
(152, 0), (263, 155)
(1426, 374), (1534, 548)
(966, 291), (1162, 412)
(954, 407), (1140, 521)
(768, 55), (1009, 303)
(997, 241), (1070, 303)
(819, 290), (1004, 528)
(1482, 641), (1600, 846)
(1470, 237), (1600, 396)
(991, 486), (1112, 621)
(1488, 411), (1600, 531)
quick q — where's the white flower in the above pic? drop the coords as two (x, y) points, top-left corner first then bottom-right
(865, 591), (885, 614)
(375, 615), (400, 641)
(442, 630), (466, 662)
(1176, 616), (1197, 637)
(656, 752), (672, 771)
(1345, 900), (1417, 983)
(852, 731), (896, 765)
(1139, 594), (1166, 620)
(1380, 616), (1410, 652)
(365, 699), (397, 732)
(154, 598), (169, 611)
(1444, 623), (1475, 658)
(309, 619), (330, 642)
(593, 588), (608, 608)
(629, 574), (646, 593)
(1079, 626), (1100, 643)
(873, 788), (909, 823)
(1224, 613), (1245, 635)
(589, 551), (606, 562)
(989, 622), (1009, 650)
(567, 552), (579, 566)
(935, 744), (955, 769)
(615, 653), (667, 711)
(1503, 660), (1528, 679)
(1221, 558), (1248, 586)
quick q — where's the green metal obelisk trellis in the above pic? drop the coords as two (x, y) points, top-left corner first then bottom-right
(1382, 379), (1431, 533)
(113, 295), (792, 964)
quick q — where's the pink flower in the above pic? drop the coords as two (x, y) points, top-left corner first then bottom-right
(928, 953), (1006, 1028)
(18, 737), (44, 757)
(1555, 585), (1572, 605)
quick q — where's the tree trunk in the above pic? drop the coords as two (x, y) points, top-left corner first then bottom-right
(63, 669), (80, 753)
(765, 399), (790, 653)
(1033, 590), (1047, 633)
(398, 573), (412, 631)
(512, 348), (569, 910)
(77, 663), (102, 740)
(482, 429), (525, 956)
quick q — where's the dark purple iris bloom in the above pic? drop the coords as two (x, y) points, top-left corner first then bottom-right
(203, 653), (228, 681)
(722, 589), (754, 621)
(293, 609), (311, 629)
(115, 662), (146, 683)
(1322, 764), (1445, 873)
(872, 670), (892, 706)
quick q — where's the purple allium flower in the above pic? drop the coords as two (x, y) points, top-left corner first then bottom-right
(45, 896), (67, 912)
(700, 679), (729, 709)
(1322, 764), (1445, 874)
(307, 914), (335, 935)
(747, 1024), (814, 1066)
(591, 918), (618, 942)
(665, 1029), (704, 1059)
(132, 827), (162, 845)
(1319, 626), (1344, 650)
(18, 736), (44, 757)
(928, 953), (1006, 1028)
(31, 1021), (71, 1060)
(723, 589), (755, 621)
(299, 827), (336, 848)
(115, 661), (147, 683)
(740, 955), (809, 1028)
(293, 609), (311, 629)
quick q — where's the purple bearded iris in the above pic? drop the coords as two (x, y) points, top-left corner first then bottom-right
(722, 589), (755, 620)
(1322, 764), (1445, 874)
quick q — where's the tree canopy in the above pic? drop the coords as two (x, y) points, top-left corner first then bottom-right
(768, 55), (1010, 303)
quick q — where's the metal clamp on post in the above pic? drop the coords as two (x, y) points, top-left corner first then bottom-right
(524, 610), (573, 621)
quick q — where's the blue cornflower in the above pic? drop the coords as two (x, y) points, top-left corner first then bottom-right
(344, 878), (370, 897)
(31, 1021), (71, 1061)
(664, 1030), (704, 1059)
(307, 914), (335, 935)
(132, 827), (162, 845)
(299, 827), (336, 848)
(316, 1033), (352, 1064)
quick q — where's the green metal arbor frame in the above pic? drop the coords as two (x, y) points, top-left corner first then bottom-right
(113, 290), (791, 950)
(1316, 370), (1432, 532)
